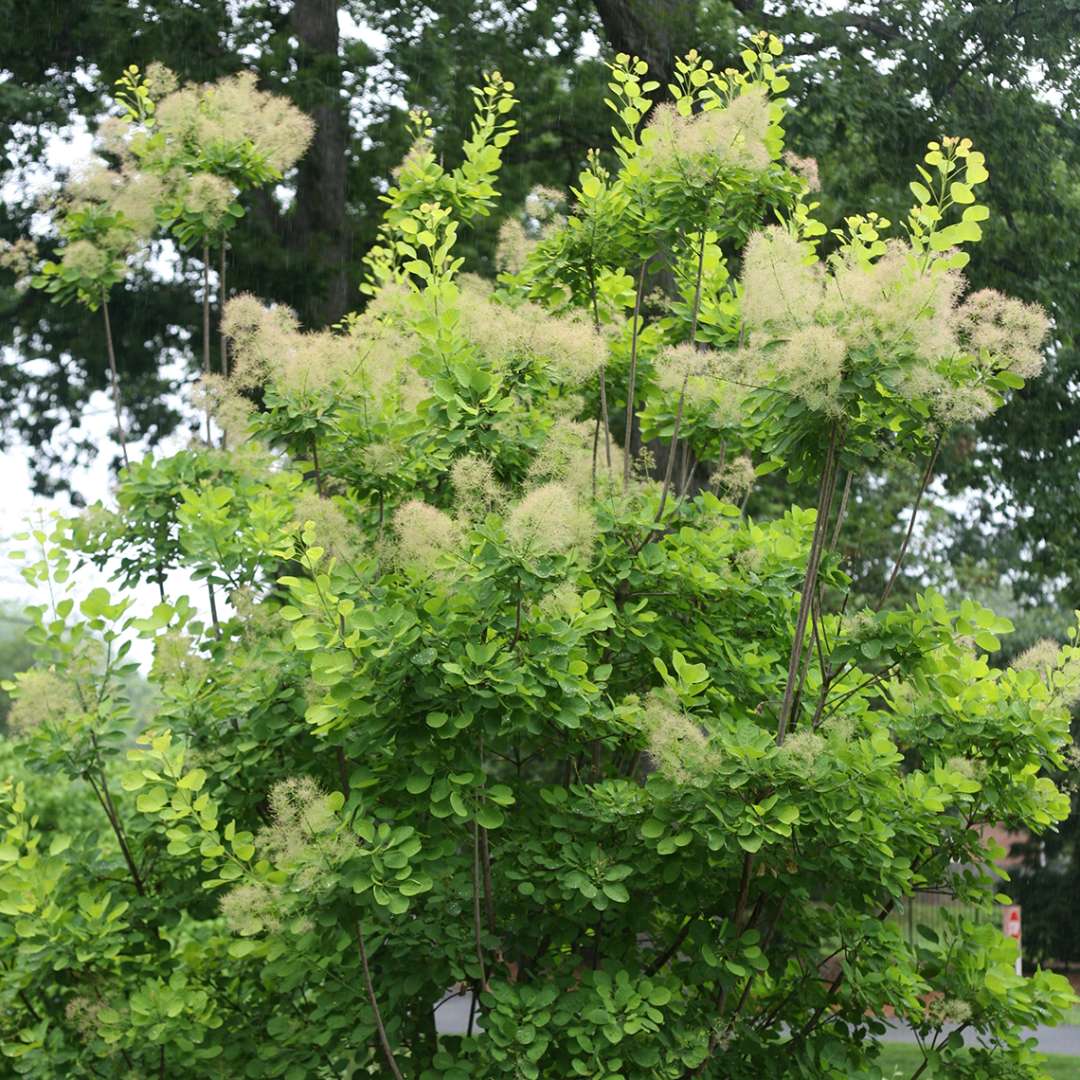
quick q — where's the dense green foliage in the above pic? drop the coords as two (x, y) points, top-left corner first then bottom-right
(2, 37), (1077, 1079)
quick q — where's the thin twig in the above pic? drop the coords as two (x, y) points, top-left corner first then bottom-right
(311, 434), (324, 497)
(207, 582), (221, 640)
(777, 425), (841, 744)
(219, 243), (228, 378)
(830, 471), (852, 550)
(877, 433), (943, 610)
(201, 243), (212, 444)
(646, 916), (695, 976)
(354, 920), (405, 1080)
(622, 260), (649, 491)
(588, 264), (613, 474)
(100, 298), (130, 469)
(86, 735), (144, 896)
(655, 377), (689, 525)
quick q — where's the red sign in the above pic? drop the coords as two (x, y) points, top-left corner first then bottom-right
(1003, 905), (1021, 940)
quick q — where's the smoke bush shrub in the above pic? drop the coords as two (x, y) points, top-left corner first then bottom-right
(2, 33), (1076, 1079)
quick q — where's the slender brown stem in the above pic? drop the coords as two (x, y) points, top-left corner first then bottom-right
(830, 470), (852, 551)
(87, 737), (144, 896)
(219, 243), (228, 378)
(656, 232), (707, 519)
(509, 595), (523, 648)
(587, 265), (613, 475)
(655, 377), (688, 526)
(311, 434), (324, 497)
(207, 582), (221, 640)
(479, 826), (496, 935)
(472, 820), (488, 989)
(599, 364), (612, 473)
(202, 244), (213, 443)
(776, 425), (841, 745)
(645, 916), (694, 976)
(877, 433), (943, 611)
(733, 851), (754, 930)
(354, 921), (405, 1080)
(688, 229), (707, 344)
(592, 415), (600, 497)
(336, 746), (350, 800)
(622, 260), (649, 491)
(18, 990), (41, 1022)
(100, 298), (130, 469)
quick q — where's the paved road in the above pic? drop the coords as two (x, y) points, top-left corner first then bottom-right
(882, 1021), (1080, 1057)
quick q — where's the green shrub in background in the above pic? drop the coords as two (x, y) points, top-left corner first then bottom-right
(2, 33), (1076, 1079)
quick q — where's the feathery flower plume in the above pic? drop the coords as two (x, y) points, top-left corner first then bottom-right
(1011, 638), (1060, 674)
(0, 237), (38, 290)
(456, 279), (607, 385)
(527, 417), (620, 494)
(192, 373), (254, 437)
(156, 71), (314, 175)
(777, 727), (826, 772)
(450, 455), (505, 520)
(740, 226), (822, 331)
(524, 185), (565, 223)
(956, 288), (1048, 379)
(496, 217), (531, 274)
(641, 85), (773, 174)
(65, 996), (108, 1040)
(143, 62), (179, 100)
(289, 492), (359, 561)
(505, 483), (596, 558)
(219, 881), (282, 936)
(151, 631), (208, 685)
(713, 454), (756, 500)
(774, 324), (846, 414)
(7, 669), (82, 735)
(782, 150), (820, 192)
(254, 776), (354, 893)
(223, 294), (358, 395)
(393, 500), (461, 570)
(654, 343), (718, 406)
(640, 690), (721, 782)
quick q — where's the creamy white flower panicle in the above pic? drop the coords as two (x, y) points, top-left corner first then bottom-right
(288, 492), (359, 561)
(496, 217), (531, 275)
(222, 294), (358, 395)
(956, 288), (1048, 379)
(640, 85), (773, 175)
(393, 500), (462, 571)
(455, 279), (607, 385)
(641, 690), (721, 782)
(451, 455), (505, 520)
(7, 669), (82, 735)
(738, 221), (1049, 422)
(505, 482), (596, 558)
(526, 417), (622, 494)
(713, 454), (756, 500)
(1012, 638), (1060, 674)
(740, 226), (823, 331)
(155, 70), (314, 175)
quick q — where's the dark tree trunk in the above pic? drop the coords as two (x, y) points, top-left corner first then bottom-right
(286, 0), (351, 327)
(591, 0), (701, 91)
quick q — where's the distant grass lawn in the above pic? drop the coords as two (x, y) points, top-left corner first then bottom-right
(878, 1044), (1079, 1078)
